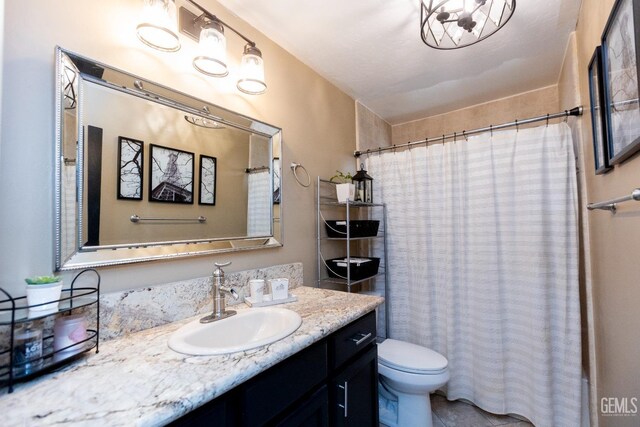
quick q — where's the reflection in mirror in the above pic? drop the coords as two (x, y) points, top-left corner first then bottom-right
(55, 47), (282, 270)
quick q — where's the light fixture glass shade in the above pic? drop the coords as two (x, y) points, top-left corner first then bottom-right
(420, 0), (516, 49)
(137, 0), (180, 52)
(237, 45), (267, 95)
(193, 21), (228, 77)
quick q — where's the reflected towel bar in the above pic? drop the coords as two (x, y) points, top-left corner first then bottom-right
(130, 214), (207, 223)
(587, 189), (640, 213)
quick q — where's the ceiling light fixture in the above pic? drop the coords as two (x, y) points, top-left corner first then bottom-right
(420, 0), (516, 49)
(136, 0), (267, 95)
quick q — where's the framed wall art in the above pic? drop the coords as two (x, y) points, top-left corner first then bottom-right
(117, 136), (144, 200)
(588, 47), (612, 174)
(273, 157), (281, 204)
(199, 155), (217, 206)
(601, 0), (640, 165)
(149, 144), (194, 204)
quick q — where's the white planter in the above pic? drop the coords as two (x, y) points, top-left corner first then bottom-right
(26, 281), (63, 315)
(335, 183), (355, 203)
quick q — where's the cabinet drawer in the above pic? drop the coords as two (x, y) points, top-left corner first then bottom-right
(330, 311), (376, 370)
(241, 339), (328, 426)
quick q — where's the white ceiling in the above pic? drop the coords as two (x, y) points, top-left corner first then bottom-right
(215, 0), (583, 124)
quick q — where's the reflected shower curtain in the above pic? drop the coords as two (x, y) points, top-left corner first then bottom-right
(368, 123), (581, 427)
(247, 171), (271, 236)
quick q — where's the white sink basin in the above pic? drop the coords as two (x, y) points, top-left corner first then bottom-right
(168, 307), (302, 355)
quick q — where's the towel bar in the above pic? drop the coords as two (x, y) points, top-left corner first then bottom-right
(587, 189), (640, 213)
(130, 214), (207, 223)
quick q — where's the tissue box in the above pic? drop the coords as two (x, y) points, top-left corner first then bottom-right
(326, 257), (380, 281)
(324, 220), (380, 238)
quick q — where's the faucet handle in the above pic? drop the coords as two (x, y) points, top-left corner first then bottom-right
(213, 261), (232, 279)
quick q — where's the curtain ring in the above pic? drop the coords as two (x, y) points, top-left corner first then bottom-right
(442, 134), (445, 145)
(453, 132), (457, 143)
(462, 130), (467, 141)
(515, 119), (519, 132)
(546, 113), (550, 127)
(290, 162), (311, 187)
(564, 110), (569, 123)
(490, 125), (493, 137)
(407, 141), (412, 151)
(393, 144), (397, 153)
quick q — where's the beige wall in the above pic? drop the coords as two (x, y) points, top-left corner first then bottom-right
(83, 83), (251, 244)
(391, 85), (560, 144)
(565, 0), (640, 425)
(356, 101), (392, 153)
(0, 0), (356, 295)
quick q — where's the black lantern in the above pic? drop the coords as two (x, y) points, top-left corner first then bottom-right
(352, 163), (373, 203)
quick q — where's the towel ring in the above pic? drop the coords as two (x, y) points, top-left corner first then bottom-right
(290, 162), (311, 187)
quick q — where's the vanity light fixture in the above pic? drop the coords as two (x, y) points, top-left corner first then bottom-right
(136, 0), (267, 94)
(420, 0), (516, 49)
(136, 0), (181, 52)
(237, 45), (267, 95)
(193, 19), (228, 77)
(184, 107), (226, 129)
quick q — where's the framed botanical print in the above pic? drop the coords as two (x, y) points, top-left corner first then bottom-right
(149, 144), (194, 204)
(117, 136), (144, 200)
(588, 47), (612, 174)
(199, 155), (217, 206)
(601, 0), (640, 164)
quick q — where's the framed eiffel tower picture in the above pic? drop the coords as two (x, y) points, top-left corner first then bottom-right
(149, 144), (194, 204)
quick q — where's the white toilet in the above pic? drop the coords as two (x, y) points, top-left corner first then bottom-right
(378, 339), (450, 427)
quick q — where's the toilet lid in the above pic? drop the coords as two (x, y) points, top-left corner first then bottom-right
(378, 339), (448, 375)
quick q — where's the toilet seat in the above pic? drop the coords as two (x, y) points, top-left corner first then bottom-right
(378, 339), (448, 375)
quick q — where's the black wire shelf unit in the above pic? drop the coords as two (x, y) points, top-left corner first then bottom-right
(0, 269), (100, 393)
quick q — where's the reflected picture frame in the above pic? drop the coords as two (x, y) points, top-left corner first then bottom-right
(601, 0), (640, 165)
(273, 157), (281, 204)
(117, 136), (144, 199)
(588, 47), (612, 174)
(199, 155), (217, 206)
(149, 144), (194, 204)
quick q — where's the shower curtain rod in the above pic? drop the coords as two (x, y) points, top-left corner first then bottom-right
(354, 106), (583, 157)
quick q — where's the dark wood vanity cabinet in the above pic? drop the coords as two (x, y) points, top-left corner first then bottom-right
(329, 311), (379, 427)
(170, 311), (378, 427)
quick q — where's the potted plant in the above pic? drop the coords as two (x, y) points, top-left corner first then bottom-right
(25, 275), (63, 314)
(330, 170), (355, 203)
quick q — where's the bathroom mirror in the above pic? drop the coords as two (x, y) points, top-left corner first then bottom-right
(55, 47), (282, 270)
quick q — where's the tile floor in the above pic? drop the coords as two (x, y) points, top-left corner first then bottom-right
(430, 394), (534, 427)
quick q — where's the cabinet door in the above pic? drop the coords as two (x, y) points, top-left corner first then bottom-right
(274, 385), (329, 427)
(331, 344), (379, 427)
(168, 389), (238, 427)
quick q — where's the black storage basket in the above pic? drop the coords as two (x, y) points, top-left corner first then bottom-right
(326, 257), (380, 280)
(324, 220), (380, 238)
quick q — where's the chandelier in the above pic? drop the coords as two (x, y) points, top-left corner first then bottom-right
(420, 0), (516, 49)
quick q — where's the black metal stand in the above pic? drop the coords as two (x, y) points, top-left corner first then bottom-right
(0, 269), (100, 393)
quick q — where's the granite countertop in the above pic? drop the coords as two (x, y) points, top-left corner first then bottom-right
(1, 286), (383, 426)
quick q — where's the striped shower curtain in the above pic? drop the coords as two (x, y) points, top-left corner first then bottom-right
(368, 123), (582, 427)
(247, 170), (271, 236)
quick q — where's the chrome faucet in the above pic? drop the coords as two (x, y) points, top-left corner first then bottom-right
(200, 261), (239, 323)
